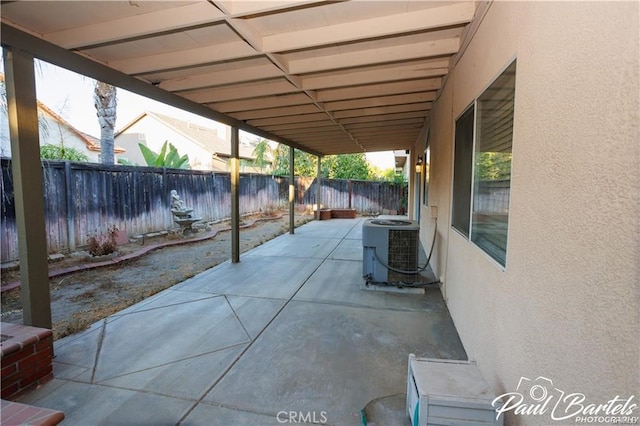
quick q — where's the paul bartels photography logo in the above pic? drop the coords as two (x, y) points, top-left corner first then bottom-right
(492, 376), (638, 424)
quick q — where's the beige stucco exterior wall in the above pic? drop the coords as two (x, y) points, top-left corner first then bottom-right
(417, 2), (639, 424)
(0, 109), (101, 161)
(419, 75), (454, 290)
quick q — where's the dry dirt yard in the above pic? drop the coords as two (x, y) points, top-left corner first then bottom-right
(1, 212), (312, 339)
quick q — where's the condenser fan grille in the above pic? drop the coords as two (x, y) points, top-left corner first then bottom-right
(388, 229), (419, 282)
(362, 218), (420, 284)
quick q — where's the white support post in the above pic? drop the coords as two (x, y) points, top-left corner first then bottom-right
(231, 127), (240, 263)
(4, 47), (52, 328)
(316, 156), (322, 220)
(289, 147), (295, 234)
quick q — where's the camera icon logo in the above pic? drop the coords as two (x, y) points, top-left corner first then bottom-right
(494, 376), (638, 422)
(516, 376), (564, 410)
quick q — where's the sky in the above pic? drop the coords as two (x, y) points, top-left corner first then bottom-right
(1, 57), (395, 169)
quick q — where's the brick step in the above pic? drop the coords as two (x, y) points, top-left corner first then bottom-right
(1, 400), (64, 425)
(1, 323), (54, 400)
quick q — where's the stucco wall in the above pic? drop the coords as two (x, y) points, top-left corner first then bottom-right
(420, 2), (639, 424)
(0, 109), (99, 161)
(116, 118), (215, 170)
(40, 114), (100, 162)
(420, 77), (454, 291)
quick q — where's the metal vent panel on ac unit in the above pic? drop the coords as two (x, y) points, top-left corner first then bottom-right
(362, 219), (420, 284)
(406, 355), (504, 426)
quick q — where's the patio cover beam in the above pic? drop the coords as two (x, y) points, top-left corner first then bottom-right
(289, 148), (295, 235)
(0, 24), (321, 158)
(316, 156), (322, 220)
(231, 127), (240, 264)
(3, 47), (52, 329)
(259, 2), (475, 52)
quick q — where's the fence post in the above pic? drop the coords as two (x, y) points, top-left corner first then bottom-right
(162, 167), (168, 230)
(64, 161), (76, 252)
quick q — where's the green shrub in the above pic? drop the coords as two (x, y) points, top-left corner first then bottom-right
(40, 144), (88, 161)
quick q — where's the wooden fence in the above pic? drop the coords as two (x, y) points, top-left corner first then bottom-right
(473, 179), (510, 214)
(0, 159), (406, 262)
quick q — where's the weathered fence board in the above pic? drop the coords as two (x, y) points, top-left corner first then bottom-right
(0, 159), (406, 262)
(473, 179), (510, 214)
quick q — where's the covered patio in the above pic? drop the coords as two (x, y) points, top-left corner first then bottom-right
(3, 2), (637, 425)
(16, 218), (465, 424)
(1, 2), (472, 422)
(0, 0), (475, 330)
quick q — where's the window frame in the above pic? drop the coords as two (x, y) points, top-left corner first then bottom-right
(450, 59), (517, 269)
(451, 102), (476, 238)
(422, 130), (430, 207)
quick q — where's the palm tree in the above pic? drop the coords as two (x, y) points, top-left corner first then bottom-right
(94, 81), (117, 164)
(252, 138), (272, 174)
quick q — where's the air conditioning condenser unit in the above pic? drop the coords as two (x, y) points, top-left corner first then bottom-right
(362, 219), (420, 285)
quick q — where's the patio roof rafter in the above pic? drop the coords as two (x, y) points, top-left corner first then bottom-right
(0, 24), (322, 158)
(1, 0), (478, 156)
(45, 3), (227, 50)
(258, 2), (475, 52)
(219, 4), (365, 153)
(0, 0), (481, 336)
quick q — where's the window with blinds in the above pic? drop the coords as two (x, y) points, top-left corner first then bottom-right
(471, 61), (516, 266)
(451, 60), (516, 267)
(452, 104), (475, 237)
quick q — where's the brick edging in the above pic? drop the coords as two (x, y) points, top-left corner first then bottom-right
(0, 215), (283, 293)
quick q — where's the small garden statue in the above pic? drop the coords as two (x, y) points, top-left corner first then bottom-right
(170, 189), (188, 213)
(169, 189), (201, 234)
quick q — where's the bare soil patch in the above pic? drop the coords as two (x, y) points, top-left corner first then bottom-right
(1, 212), (312, 339)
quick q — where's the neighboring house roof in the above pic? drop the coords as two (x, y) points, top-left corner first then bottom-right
(37, 102), (126, 154)
(116, 111), (255, 160)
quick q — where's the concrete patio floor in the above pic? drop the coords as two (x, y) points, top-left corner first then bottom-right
(17, 218), (467, 425)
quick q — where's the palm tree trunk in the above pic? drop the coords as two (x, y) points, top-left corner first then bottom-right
(94, 82), (117, 164)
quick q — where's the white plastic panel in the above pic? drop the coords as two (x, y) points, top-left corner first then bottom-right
(406, 355), (504, 426)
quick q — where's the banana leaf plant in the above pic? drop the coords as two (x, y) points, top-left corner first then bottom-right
(138, 140), (190, 169)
